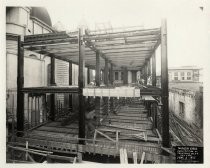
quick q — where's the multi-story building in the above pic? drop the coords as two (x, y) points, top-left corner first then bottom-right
(6, 7), (78, 119)
(168, 66), (203, 129)
(168, 66), (203, 82)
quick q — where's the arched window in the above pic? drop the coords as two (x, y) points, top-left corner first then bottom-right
(29, 54), (38, 59)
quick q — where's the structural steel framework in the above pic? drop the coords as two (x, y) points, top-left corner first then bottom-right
(15, 19), (169, 150)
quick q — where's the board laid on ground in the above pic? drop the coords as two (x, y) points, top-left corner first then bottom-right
(83, 87), (140, 98)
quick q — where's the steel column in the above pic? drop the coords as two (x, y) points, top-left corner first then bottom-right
(104, 58), (109, 85)
(152, 53), (156, 86)
(161, 19), (170, 148)
(123, 67), (128, 85)
(50, 55), (56, 121)
(96, 51), (100, 86)
(95, 51), (101, 125)
(144, 63), (147, 85)
(78, 28), (86, 143)
(87, 67), (90, 84)
(110, 63), (114, 84)
(17, 36), (24, 136)
(69, 61), (72, 110)
(110, 63), (114, 112)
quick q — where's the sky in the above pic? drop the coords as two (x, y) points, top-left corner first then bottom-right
(44, 0), (208, 71)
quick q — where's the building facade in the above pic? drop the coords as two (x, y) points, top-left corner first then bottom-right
(169, 87), (203, 129)
(168, 66), (203, 82)
(168, 66), (203, 129)
(6, 7), (75, 119)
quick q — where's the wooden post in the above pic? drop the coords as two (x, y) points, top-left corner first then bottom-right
(17, 35), (24, 136)
(50, 55), (55, 121)
(152, 53), (156, 86)
(78, 28), (86, 143)
(161, 19), (170, 149)
(95, 51), (101, 126)
(69, 61), (72, 110)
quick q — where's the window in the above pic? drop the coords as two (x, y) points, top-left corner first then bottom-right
(121, 72), (124, 80)
(174, 72), (178, 76)
(115, 72), (119, 80)
(179, 102), (185, 118)
(181, 72), (185, 80)
(181, 72), (184, 76)
(29, 54), (38, 59)
(187, 72), (191, 80)
(174, 72), (178, 80)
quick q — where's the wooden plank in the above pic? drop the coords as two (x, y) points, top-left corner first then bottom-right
(133, 152), (138, 164)
(95, 130), (116, 142)
(123, 148), (128, 164)
(7, 145), (48, 156)
(161, 147), (175, 156)
(36, 126), (78, 134)
(7, 159), (34, 163)
(48, 154), (77, 162)
(25, 141), (28, 160)
(86, 28), (160, 40)
(156, 129), (162, 143)
(140, 152), (145, 164)
(120, 148), (124, 163)
(87, 33), (160, 42)
(108, 117), (150, 123)
(104, 124), (147, 132)
(27, 153), (36, 162)
(73, 157), (77, 164)
(97, 43), (153, 50)
(22, 86), (79, 93)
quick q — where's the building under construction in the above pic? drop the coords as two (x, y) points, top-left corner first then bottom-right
(6, 7), (203, 164)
